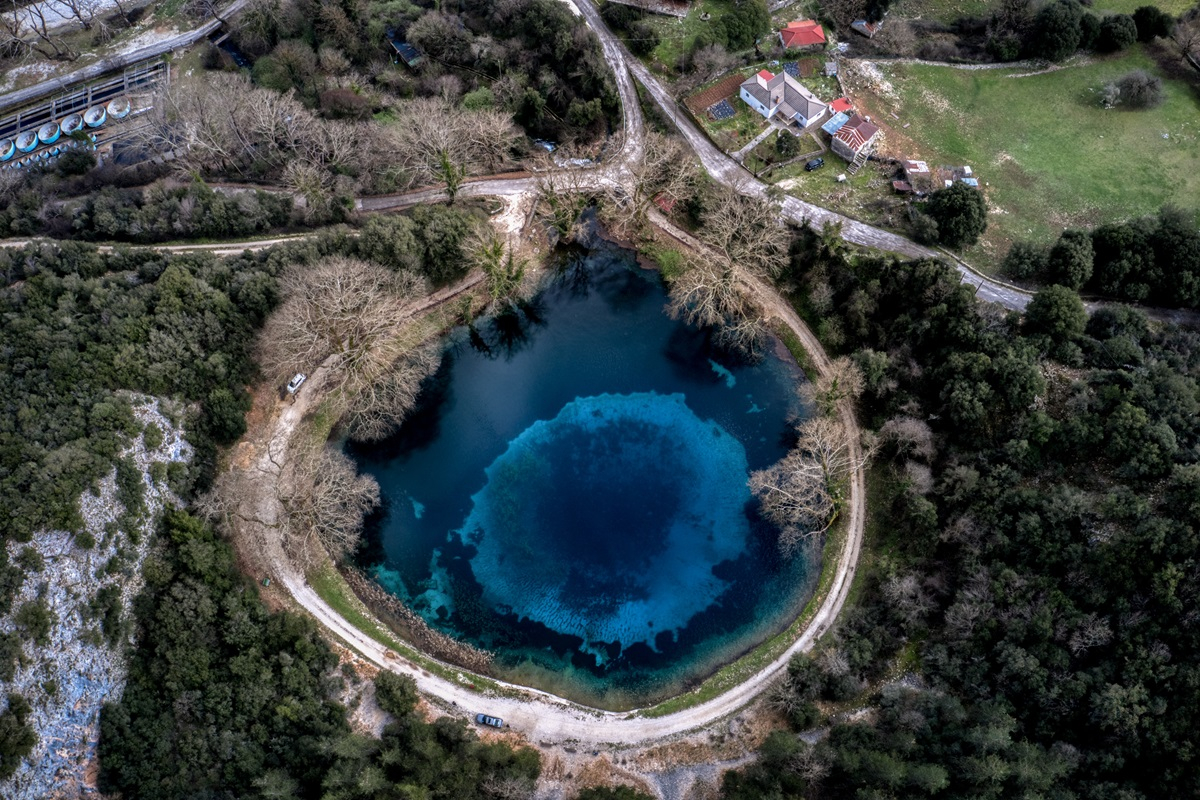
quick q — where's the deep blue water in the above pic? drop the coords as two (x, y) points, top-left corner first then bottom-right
(348, 240), (819, 708)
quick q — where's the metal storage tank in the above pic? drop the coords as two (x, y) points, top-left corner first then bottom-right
(38, 121), (61, 144)
(61, 113), (84, 135)
(0, 139), (14, 161)
(107, 96), (131, 119)
(15, 131), (38, 152)
(84, 106), (107, 128)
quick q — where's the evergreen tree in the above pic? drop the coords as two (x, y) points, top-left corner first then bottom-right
(924, 183), (987, 248)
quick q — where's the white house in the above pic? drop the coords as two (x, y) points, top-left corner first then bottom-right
(739, 70), (828, 129)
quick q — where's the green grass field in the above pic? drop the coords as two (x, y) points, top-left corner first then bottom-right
(865, 48), (1200, 266)
(892, 0), (1194, 25)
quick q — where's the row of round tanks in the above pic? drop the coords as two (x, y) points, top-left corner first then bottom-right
(0, 96), (130, 162)
(0, 138), (97, 170)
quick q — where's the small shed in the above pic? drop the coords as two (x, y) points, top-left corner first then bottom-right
(892, 180), (913, 193)
(851, 19), (883, 38)
(653, 193), (677, 214)
(388, 39), (424, 68)
(824, 61), (838, 77)
(821, 111), (850, 136)
(830, 97), (853, 115)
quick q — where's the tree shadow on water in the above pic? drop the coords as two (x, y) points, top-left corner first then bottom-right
(469, 298), (549, 361)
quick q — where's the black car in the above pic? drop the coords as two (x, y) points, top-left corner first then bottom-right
(804, 158), (825, 172)
(475, 713), (504, 728)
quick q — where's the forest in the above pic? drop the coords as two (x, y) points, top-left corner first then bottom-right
(719, 224), (1200, 799)
(99, 510), (541, 799)
(229, 0), (619, 143)
(0, 206), (479, 785)
(1003, 206), (1200, 307)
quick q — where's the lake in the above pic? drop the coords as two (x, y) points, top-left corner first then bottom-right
(348, 237), (820, 709)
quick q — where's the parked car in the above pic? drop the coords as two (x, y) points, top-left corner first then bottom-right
(804, 157), (825, 172)
(286, 373), (307, 394)
(475, 713), (504, 728)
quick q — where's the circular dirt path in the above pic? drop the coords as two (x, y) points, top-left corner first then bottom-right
(244, 220), (867, 746)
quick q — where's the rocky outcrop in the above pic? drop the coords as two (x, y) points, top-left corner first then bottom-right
(0, 396), (191, 799)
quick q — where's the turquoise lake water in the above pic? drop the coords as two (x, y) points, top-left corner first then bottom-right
(348, 239), (820, 708)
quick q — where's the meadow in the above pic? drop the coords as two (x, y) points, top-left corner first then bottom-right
(851, 47), (1200, 267)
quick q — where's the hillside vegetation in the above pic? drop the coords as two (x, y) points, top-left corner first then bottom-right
(721, 226), (1200, 799)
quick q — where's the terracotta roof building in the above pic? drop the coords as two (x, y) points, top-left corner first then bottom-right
(831, 114), (880, 161)
(779, 20), (826, 49)
(829, 97), (853, 114)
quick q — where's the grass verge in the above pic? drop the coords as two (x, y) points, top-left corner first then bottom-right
(309, 562), (519, 698)
(640, 506), (851, 717)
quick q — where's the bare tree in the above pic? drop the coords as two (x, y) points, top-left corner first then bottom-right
(750, 416), (867, 556)
(257, 256), (427, 390)
(533, 147), (598, 241)
(282, 160), (334, 222)
(681, 43), (737, 88)
(56, 0), (104, 30)
(137, 72), (375, 185)
(804, 356), (864, 416)
(787, 744), (832, 783)
(1175, 11), (1200, 73)
(1068, 613), (1113, 656)
(383, 98), (520, 190)
(1, 1), (77, 60)
(181, 0), (220, 21)
(600, 131), (697, 233)
(342, 343), (441, 442)
(666, 258), (749, 330)
(878, 415), (936, 462)
(882, 572), (935, 628)
(281, 446), (380, 563)
(698, 185), (789, 281)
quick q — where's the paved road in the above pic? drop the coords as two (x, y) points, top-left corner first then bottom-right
(604, 20), (1033, 310)
(0, 0), (249, 114)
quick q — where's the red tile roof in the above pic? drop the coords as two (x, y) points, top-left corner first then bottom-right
(757, 69), (775, 81)
(830, 97), (853, 114)
(780, 20), (826, 48)
(834, 114), (880, 152)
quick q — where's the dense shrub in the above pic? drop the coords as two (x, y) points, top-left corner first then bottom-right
(0, 695), (36, 780)
(1097, 13), (1138, 51)
(0, 243), (276, 540)
(1045, 228), (1094, 289)
(923, 182), (987, 248)
(100, 511), (542, 799)
(18, 179), (296, 244)
(1128, 4), (1176, 39)
(1028, 0), (1086, 60)
(1114, 69), (1166, 107)
(1001, 240), (1049, 280)
(1005, 207), (1198, 306)
(1133, 4), (1175, 40)
(1024, 283), (1088, 339)
(729, 225), (1200, 799)
(710, 0), (771, 51)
